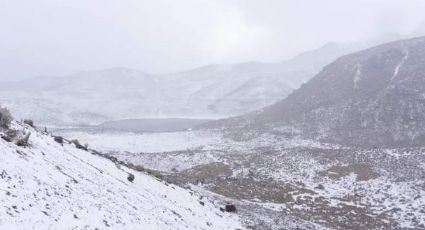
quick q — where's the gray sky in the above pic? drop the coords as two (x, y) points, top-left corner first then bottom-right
(1, 0), (425, 81)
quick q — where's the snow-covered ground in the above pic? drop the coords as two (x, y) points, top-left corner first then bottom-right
(57, 128), (338, 155)
(55, 130), (222, 153)
(0, 122), (244, 230)
(51, 126), (425, 229)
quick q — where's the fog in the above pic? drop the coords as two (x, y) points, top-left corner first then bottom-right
(1, 0), (425, 81)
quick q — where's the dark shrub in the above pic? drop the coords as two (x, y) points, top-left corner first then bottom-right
(106, 155), (118, 162)
(1, 129), (17, 142)
(149, 171), (163, 180)
(315, 184), (325, 190)
(1, 134), (11, 142)
(23, 119), (34, 127)
(0, 106), (12, 129)
(133, 165), (145, 172)
(71, 139), (87, 151)
(16, 133), (31, 147)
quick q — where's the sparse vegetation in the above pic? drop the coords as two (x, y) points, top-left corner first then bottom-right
(132, 165), (145, 172)
(71, 139), (88, 151)
(16, 133), (31, 147)
(1, 129), (17, 142)
(0, 105), (12, 129)
(23, 119), (34, 127)
(315, 184), (325, 190)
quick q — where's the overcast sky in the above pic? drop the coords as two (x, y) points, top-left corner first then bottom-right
(1, 0), (425, 81)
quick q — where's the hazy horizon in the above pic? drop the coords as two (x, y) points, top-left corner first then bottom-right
(2, 0), (425, 81)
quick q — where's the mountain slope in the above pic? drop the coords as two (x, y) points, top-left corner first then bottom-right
(0, 122), (243, 229)
(0, 68), (161, 125)
(230, 36), (425, 147)
(0, 42), (361, 125)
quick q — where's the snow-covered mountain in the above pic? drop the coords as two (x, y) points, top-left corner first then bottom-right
(0, 42), (361, 125)
(0, 68), (162, 125)
(0, 121), (243, 229)
(217, 36), (425, 147)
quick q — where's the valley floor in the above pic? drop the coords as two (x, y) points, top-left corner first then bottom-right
(58, 128), (425, 230)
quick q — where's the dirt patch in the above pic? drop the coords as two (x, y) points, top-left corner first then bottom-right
(293, 197), (394, 230)
(209, 177), (394, 229)
(165, 162), (233, 185)
(320, 163), (380, 181)
(209, 178), (314, 203)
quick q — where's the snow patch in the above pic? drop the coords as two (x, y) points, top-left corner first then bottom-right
(391, 49), (409, 80)
(353, 63), (362, 89)
(56, 130), (222, 153)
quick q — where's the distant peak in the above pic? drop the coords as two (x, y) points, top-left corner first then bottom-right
(101, 67), (141, 73)
(321, 42), (339, 49)
(76, 67), (152, 77)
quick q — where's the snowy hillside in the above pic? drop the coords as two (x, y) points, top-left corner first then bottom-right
(214, 36), (425, 147)
(0, 42), (361, 125)
(0, 121), (243, 230)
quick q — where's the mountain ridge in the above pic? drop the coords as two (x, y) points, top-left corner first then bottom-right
(217, 36), (425, 147)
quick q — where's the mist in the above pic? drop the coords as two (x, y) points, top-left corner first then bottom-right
(1, 0), (425, 81)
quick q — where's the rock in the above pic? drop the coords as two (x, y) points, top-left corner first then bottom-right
(54, 136), (64, 145)
(127, 173), (135, 183)
(225, 203), (236, 212)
